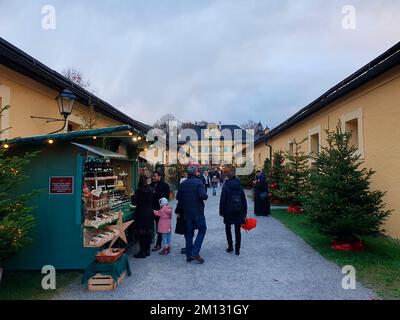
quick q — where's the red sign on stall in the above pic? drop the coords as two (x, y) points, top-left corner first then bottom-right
(49, 176), (74, 195)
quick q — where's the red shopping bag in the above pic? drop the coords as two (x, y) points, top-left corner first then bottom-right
(241, 218), (257, 232)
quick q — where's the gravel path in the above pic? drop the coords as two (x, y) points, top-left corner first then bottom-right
(55, 188), (376, 300)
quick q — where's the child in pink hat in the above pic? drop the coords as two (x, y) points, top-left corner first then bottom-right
(154, 197), (173, 255)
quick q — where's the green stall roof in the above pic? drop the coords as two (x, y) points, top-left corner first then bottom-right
(3, 125), (135, 145)
(71, 142), (127, 159)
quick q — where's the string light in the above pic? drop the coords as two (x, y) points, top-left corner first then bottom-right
(132, 137), (137, 142)
(138, 136), (142, 141)
(3, 144), (9, 149)
(93, 136), (97, 140)
(128, 132), (133, 136)
(48, 139), (54, 145)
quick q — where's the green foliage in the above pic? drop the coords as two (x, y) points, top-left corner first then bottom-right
(237, 160), (255, 188)
(277, 138), (309, 205)
(303, 125), (391, 240)
(0, 106), (37, 266)
(238, 170), (255, 189)
(0, 105), (11, 135)
(0, 271), (80, 300)
(263, 158), (271, 177)
(268, 151), (285, 201)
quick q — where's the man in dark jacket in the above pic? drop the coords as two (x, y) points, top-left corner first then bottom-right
(219, 172), (247, 255)
(176, 166), (208, 264)
(150, 171), (171, 251)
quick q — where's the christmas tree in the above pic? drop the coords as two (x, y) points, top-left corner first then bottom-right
(0, 105), (37, 269)
(268, 151), (285, 202)
(238, 160), (256, 189)
(263, 158), (271, 178)
(303, 125), (391, 242)
(277, 138), (309, 209)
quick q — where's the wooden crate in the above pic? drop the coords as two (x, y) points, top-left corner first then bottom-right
(88, 271), (127, 291)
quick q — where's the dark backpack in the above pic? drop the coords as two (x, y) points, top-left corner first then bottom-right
(227, 189), (243, 215)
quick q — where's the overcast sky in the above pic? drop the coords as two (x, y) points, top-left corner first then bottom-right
(0, 0), (399, 127)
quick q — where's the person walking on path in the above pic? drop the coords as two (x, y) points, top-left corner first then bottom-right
(176, 166), (208, 264)
(212, 169), (220, 180)
(219, 172), (247, 255)
(254, 172), (271, 216)
(219, 170), (224, 187)
(203, 170), (210, 193)
(151, 171), (171, 251)
(131, 175), (155, 258)
(153, 197), (173, 255)
(211, 174), (219, 196)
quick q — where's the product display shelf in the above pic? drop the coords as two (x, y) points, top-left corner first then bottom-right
(84, 176), (118, 181)
(84, 230), (120, 248)
(84, 211), (122, 229)
(85, 204), (110, 212)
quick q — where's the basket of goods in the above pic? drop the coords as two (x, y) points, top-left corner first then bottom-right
(96, 248), (125, 263)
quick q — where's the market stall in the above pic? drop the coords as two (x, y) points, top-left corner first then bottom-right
(4, 125), (149, 270)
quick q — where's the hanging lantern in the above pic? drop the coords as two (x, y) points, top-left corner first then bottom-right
(56, 89), (77, 119)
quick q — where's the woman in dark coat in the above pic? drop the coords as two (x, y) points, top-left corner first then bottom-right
(219, 173), (247, 255)
(254, 173), (271, 216)
(131, 175), (154, 258)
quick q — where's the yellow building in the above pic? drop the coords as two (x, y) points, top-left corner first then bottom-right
(0, 37), (149, 140)
(177, 122), (250, 167)
(255, 41), (400, 239)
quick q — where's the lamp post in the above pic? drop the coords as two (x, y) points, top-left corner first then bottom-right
(50, 89), (77, 134)
(31, 89), (77, 134)
(56, 89), (76, 120)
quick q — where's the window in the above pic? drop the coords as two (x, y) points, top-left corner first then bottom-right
(67, 121), (81, 132)
(310, 133), (319, 154)
(0, 85), (11, 140)
(308, 125), (321, 155)
(288, 141), (294, 156)
(345, 118), (359, 149)
(341, 108), (364, 157)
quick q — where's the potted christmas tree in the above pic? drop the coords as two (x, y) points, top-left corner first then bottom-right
(0, 105), (36, 282)
(277, 138), (309, 213)
(303, 125), (391, 251)
(268, 151), (285, 204)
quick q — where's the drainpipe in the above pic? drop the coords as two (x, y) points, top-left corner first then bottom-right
(264, 136), (272, 165)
